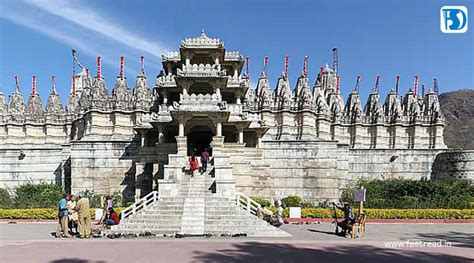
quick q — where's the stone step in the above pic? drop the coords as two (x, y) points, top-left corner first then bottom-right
(138, 215), (182, 220)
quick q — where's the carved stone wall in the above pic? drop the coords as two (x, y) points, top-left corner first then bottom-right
(432, 150), (474, 182)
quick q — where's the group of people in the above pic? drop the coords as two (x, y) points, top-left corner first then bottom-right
(188, 148), (211, 177)
(56, 194), (120, 238)
(56, 194), (91, 238)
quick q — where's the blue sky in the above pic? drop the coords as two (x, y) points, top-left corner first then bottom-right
(0, 0), (472, 105)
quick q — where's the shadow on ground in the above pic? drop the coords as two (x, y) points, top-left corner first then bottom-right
(307, 228), (341, 236)
(193, 242), (470, 263)
(50, 259), (105, 263)
(414, 231), (474, 248)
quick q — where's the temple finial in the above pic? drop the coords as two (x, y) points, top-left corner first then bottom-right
(200, 29), (206, 37)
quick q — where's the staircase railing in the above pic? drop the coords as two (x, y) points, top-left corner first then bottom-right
(236, 192), (262, 216)
(121, 191), (159, 220)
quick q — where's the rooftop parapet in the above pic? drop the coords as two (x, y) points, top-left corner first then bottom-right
(155, 74), (177, 88)
(224, 51), (243, 61)
(177, 63), (226, 78)
(174, 93), (227, 112)
(162, 51), (180, 62)
(180, 30), (224, 49)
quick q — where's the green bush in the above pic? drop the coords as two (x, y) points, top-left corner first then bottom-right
(77, 190), (124, 208)
(265, 207), (474, 220)
(0, 207), (471, 220)
(250, 197), (271, 207)
(281, 196), (302, 207)
(0, 188), (13, 209)
(14, 182), (63, 209)
(341, 178), (474, 209)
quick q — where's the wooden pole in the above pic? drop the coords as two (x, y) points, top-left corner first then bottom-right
(359, 186), (364, 215)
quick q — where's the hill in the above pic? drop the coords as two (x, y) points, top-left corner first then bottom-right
(439, 89), (474, 149)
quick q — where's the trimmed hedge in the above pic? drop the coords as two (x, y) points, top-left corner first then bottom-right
(0, 207), (124, 220)
(265, 207), (474, 220)
(251, 196), (271, 207)
(341, 178), (474, 209)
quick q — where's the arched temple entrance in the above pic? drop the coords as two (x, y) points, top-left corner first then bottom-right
(186, 117), (215, 156)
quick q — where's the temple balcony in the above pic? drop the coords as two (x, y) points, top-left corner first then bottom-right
(224, 51), (243, 61)
(228, 103), (243, 116)
(174, 93), (227, 112)
(155, 74), (177, 88)
(177, 63), (226, 78)
(227, 75), (248, 88)
(162, 51), (181, 62)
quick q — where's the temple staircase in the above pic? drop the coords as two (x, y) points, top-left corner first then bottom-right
(108, 160), (289, 237)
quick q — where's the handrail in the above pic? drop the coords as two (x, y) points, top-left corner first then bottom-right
(236, 192), (261, 216)
(121, 191), (159, 220)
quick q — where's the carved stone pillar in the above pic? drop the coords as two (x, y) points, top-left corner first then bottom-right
(216, 122), (222, 136)
(179, 122), (185, 137)
(139, 130), (147, 147)
(176, 136), (187, 155)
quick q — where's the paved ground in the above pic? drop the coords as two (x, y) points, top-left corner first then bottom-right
(0, 222), (472, 262)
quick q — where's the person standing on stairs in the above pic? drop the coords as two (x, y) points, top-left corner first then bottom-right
(200, 148), (210, 175)
(189, 154), (200, 177)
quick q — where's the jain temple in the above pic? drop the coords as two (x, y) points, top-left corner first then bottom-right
(0, 31), (472, 235)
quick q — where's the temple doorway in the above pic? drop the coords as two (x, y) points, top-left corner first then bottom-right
(187, 125), (213, 156)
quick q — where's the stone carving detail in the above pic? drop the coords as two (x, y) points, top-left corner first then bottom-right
(155, 73), (177, 88)
(112, 76), (132, 110)
(345, 91), (362, 123)
(0, 92), (8, 116)
(79, 86), (92, 110)
(403, 90), (420, 118)
(67, 94), (80, 115)
(25, 93), (45, 121)
(312, 85), (329, 114)
(8, 89), (25, 120)
(364, 91), (383, 120)
(255, 72), (272, 109)
(132, 74), (153, 110)
(90, 77), (109, 108)
(274, 74), (292, 108)
(181, 30), (224, 48)
(294, 74), (312, 108)
(46, 89), (63, 115)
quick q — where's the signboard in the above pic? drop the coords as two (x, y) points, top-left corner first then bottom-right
(95, 208), (104, 220)
(354, 188), (366, 202)
(289, 207), (301, 218)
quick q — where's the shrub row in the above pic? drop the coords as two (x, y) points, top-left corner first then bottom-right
(0, 208), (471, 220)
(0, 183), (128, 209)
(0, 183), (64, 209)
(341, 178), (474, 209)
(0, 207), (124, 220)
(265, 207), (474, 220)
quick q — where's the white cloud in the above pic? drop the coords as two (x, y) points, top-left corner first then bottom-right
(25, 0), (169, 58)
(0, 1), (167, 76)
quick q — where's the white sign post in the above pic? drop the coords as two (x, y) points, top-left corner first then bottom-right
(289, 207), (301, 218)
(354, 187), (366, 216)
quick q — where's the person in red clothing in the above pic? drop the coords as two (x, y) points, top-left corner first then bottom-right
(188, 154), (200, 177)
(104, 208), (120, 226)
